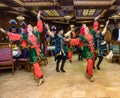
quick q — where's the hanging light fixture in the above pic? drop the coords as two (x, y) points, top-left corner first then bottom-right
(100, 24), (104, 28)
(16, 15), (25, 21)
(62, 6), (73, 23)
(109, 14), (120, 23)
(111, 15), (120, 19)
(16, 7), (25, 22)
(64, 15), (72, 21)
(109, 11), (120, 20)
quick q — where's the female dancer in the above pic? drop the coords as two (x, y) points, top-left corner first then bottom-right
(69, 24), (96, 82)
(0, 11), (44, 86)
(78, 24), (95, 82)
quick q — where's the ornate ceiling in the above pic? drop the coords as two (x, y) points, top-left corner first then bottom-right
(0, 0), (120, 24)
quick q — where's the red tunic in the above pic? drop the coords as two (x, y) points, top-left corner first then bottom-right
(6, 20), (43, 63)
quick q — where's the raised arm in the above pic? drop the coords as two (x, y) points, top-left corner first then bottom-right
(0, 28), (22, 41)
(101, 20), (109, 35)
(0, 28), (5, 33)
(44, 23), (54, 37)
(64, 30), (72, 37)
(64, 25), (74, 37)
(94, 15), (100, 22)
(37, 11), (43, 33)
(37, 11), (41, 20)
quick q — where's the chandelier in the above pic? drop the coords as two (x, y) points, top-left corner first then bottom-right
(112, 15), (120, 19)
(100, 24), (104, 28)
(109, 15), (120, 19)
(64, 15), (72, 21)
(16, 15), (25, 21)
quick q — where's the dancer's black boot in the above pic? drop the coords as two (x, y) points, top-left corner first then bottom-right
(56, 60), (60, 72)
(60, 60), (66, 72)
(96, 56), (103, 70)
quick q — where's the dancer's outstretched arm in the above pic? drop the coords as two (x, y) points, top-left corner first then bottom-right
(101, 20), (109, 35)
(64, 25), (74, 37)
(94, 15), (100, 22)
(37, 11), (43, 33)
(0, 28), (22, 41)
(44, 23), (54, 37)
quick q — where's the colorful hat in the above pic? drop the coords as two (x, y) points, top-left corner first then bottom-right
(9, 19), (17, 25)
(51, 25), (56, 34)
(51, 25), (56, 30)
(57, 27), (63, 32)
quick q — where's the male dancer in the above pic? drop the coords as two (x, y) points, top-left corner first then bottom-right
(45, 23), (74, 72)
(91, 18), (109, 70)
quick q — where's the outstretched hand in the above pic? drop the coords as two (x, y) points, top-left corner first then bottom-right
(37, 11), (42, 19)
(95, 15), (100, 21)
(106, 20), (109, 26)
(0, 28), (5, 33)
(44, 22), (49, 29)
(70, 24), (74, 28)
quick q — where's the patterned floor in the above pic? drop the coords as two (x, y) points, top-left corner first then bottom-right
(0, 55), (120, 98)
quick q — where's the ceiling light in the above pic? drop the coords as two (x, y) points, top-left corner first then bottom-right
(64, 15), (72, 21)
(109, 15), (120, 19)
(16, 15), (25, 21)
(100, 24), (104, 28)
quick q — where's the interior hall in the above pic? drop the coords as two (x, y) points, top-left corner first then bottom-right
(0, 0), (120, 98)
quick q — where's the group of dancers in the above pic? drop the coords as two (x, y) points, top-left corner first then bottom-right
(45, 18), (109, 82)
(0, 11), (109, 85)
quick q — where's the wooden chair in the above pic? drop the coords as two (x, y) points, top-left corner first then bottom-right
(16, 48), (31, 72)
(17, 58), (31, 72)
(109, 41), (120, 64)
(39, 51), (48, 66)
(0, 43), (15, 74)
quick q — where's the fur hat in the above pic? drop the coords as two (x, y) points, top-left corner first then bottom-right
(57, 28), (63, 33)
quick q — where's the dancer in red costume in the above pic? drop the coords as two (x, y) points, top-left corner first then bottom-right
(79, 24), (95, 82)
(0, 11), (44, 86)
(67, 25), (76, 63)
(68, 24), (95, 82)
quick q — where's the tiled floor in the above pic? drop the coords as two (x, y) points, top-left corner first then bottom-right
(0, 55), (120, 98)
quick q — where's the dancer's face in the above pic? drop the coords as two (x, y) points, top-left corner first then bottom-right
(27, 24), (33, 32)
(59, 29), (64, 35)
